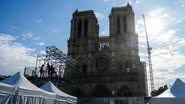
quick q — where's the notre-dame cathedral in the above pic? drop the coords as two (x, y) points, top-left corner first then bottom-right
(64, 4), (147, 98)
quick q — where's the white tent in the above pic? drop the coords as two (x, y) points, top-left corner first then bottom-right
(0, 82), (16, 104)
(149, 78), (185, 104)
(0, 82), (15, 94)
(0, 72), (66, 104)
(40, 81), (77, 104)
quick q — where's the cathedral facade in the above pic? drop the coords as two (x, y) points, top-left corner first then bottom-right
(65, 4), (147, 98)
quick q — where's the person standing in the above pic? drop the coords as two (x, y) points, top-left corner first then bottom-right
(40, 64), (44, 77)
(47, 63), (51, 77)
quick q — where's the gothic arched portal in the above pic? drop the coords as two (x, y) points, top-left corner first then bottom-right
(117, 85), (133, 97)
(75, 88), (85, 97)
(92, 84), (111, 97)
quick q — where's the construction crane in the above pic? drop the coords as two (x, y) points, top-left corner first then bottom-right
(143, 14), (155, 92)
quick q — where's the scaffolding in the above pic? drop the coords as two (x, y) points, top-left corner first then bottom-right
(24, 46), (77, 78)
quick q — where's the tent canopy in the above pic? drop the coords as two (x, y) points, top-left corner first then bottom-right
(0, 82), (15, 94)
(40, 81), (77, 103)
(0, 72), (72, 104)
(41, 81), (77, 99)
(1, 72), (40, 90)
(0, 72), (55, 97)
(41, 81), (69, 97)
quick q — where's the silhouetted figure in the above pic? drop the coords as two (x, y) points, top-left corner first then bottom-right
(40, 64), (44, 77)
(47, 63), (51, 77)
(50, 65), (55, 77)
(24, 67), (26, 75)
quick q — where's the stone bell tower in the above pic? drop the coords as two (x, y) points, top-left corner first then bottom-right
(67, 10), (99, 74)
(69, 9), (99, 40)
(109, 4), (140, 71)
(109, 4), (135, 36)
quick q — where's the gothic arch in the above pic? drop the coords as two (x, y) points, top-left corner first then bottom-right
(92, 84), (111, 97)
(77, 19), (82, 38)
(76, 57), (87, 73)
(82, 63), (87, 73)
(75, 88), (85, 97)
(116, 54), (128, 70)
(117, 16), (120, 34)
(94, 53), (111, 62)
(84, 19), (88, 38)
(123, 16), (127, 33)
(117, 85), (133, 97)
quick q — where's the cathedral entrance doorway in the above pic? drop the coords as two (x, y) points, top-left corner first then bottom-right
(117, 85), (133, 97)
(92, 84), (111, 97)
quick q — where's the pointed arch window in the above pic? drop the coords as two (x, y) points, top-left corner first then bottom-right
(117, 16), (120, 34)
(71, 18), (77, 35)
(123, 16), (127, 33)
(82, 64), (87, 73)
(84, 19), (88, 38)
(77, 19), (82, 38)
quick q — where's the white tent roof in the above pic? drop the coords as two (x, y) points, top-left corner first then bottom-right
(41, 81), (69, 97)
(157, 78), (185, 98)
(1, 72), (40, 90)
(0, 72), (55, 97)
(40, 81), (77, 102)
(0, 82), (15, 94)
(0, 82), (13, 88)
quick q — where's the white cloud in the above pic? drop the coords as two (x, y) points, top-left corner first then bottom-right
(0, 34), (15, 42)
(0, 34), (35, 75)
(174, 0), (185, 8)
(104, 0), (108, 2)
(103, 0), (143, 6)
(137, 7), (185, 90)
(94, 11), (105, 21)
(36, 19), (43, 24)
(35, 42), (45, 46)
(100, 31), (108, 36)
(22, 32), (46, 47)
(39, 50), (46, 55)
(22, 32), (40, 41)
(10, 26), (16, 29)
(103, 0), (112, 2)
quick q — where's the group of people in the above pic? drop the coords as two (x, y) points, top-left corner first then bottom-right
(39, 63), (56, 77)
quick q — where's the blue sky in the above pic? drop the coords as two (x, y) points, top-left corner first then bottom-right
(0, 0), (185, 90)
